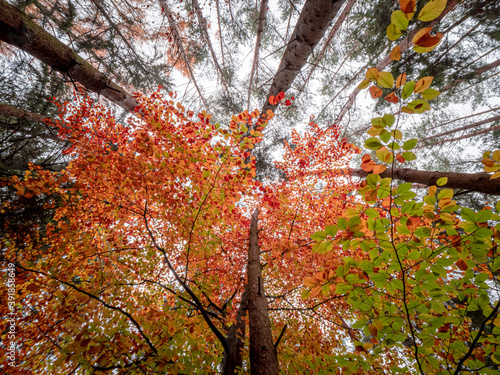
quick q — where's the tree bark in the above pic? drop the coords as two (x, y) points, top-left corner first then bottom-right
(0, 0), (138, 113)
(222, 292), (247, 375)
(351, 168), (500, 195)
(247, 209), (279, 375)
(261, 0), (345, 115)
(335, 0), (458, 124)
(299, 0), (357, 94)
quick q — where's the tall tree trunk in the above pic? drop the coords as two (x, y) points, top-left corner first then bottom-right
(299, 0), (357, 94)
(0, 0), (138, 113)
(247, 0), (269, 111)
(351, 168), (500, 195)
(261, 0), (346, 115)
(335, 0), (458, 124)
(421, 123), (500, 149)
(247, 209), (279, 375)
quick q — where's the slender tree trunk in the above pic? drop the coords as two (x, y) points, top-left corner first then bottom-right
(192, 0), (230, 98)
(261, 0), (346, 115)
(351, 168), (500, 195)
(247, 0), (269, 111)
(222, 292), (247, 375)
(0, 0), (138, 113)
(421, 123), (500, 149)
(418, 115), (500, 144)
(247, 209), (279, 375)
(442, 58), (500, 91)
(335, 0), (458, 124)
(159, 0), (209, 110)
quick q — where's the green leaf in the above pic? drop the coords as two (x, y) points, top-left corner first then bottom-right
(402, 81), (416, 100)
(325, 225), (338, 237)
(387, 23), (402, 41)
(436, 177), (447, 186)
(407, 99), (430, 113)
(383, 113), (396, 127)
(418, 0), (448, 22)
(365, 137), (383, 150)
(357, 79), (370, 89)
(402, 151), (417, 161)
(391, 10), (410, 30)
(421, 88), (440, 100)
(301, 289), (311, 300)
(379, 131), (391, 143)
(403, 139), (418, 150)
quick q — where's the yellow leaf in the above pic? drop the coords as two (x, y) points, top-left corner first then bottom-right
(304, 277), (317, 287)
(415, 77), (433, 93)
(491, 171), (500, 180)
(492, 150), (500, 162)
(357, 79), (370, 89)
(387, 23), (402, 41)
(377, 72), (395, 88)
(418, 0), (448, 22)
(428, 185), (437, 196)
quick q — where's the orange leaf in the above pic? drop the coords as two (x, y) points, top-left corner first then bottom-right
(456, 259), (468, 271)
(390, 46), (401, 61)
(369, 86), (383, 99)
(396, 73), (407, 88)
(372, 164), (387, 175)
(412, 27), (444, 47)
(396, 154), (405, 163)
(415, 77), (434, 93)
(269, 95), (276, 105)
(400, 0), (416, 13)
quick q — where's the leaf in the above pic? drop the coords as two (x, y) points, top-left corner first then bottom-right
(421, 88), (440, 100)
(403, 139), (418, 150)
(418, 0), (448, 22)
(311, 231), (327, 241)
(357, 79), (370, 89)
(402, 81), (415, 100)
(390, 46), (401, 61)
(412, 27), (444, 53)
(400, 0), (416, 13)
(407, 99), (430, 113)
(436, 177), (448, 186)
(369, 86), (383, 99)
(366, 68), (379, 81)
(377, 72), (394, 88)
(385, 92), (399, 104)
(387, 23), (402, 41)
(391, 10), (410, 30)
(415, 77), (434, 93)
(365, 138), (383, 150)
(373, 164), (387, 175)
(395, 73), (407, 88)
(27, 283), (41, 292)
(456, 259), (468, 271)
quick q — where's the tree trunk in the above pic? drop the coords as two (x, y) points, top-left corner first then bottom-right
(299, 0), (357, 94)
(247, 0), (269, 111)
(261, 0), (345, 115)
(159, 0), (209, 110)
(222, 292), (248, 375)
(418, 115), (500, 144)
(335, 0), (458, 124)
(0, 0), (138, 113)
(192, 0), (230, 98)
(351, 168), (500, 196)
(247, 209), (279, 375)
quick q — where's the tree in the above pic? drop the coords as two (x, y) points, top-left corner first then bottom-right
(1, 0), (499, 373)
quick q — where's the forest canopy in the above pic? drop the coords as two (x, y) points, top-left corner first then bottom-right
(1, 0), (500, 374)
